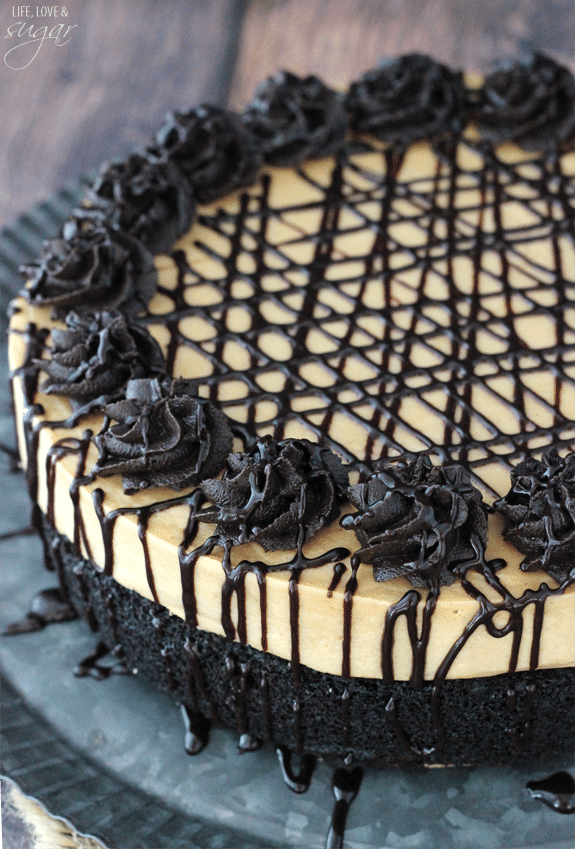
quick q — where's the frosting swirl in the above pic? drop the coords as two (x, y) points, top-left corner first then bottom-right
(345, 53), (467, 145)
(37, 310), (165, 406)
(494, 451), (575, 583)
(21, 220), (157, 316)
(199, 436), (349, 551)
(93, 377), (233, 493)
(341, 457), (488, 587)
(147, 105), (262, 203)
(243, 71), (347, 166)
(472, 54), (575, 149)
(85, 154), (195, 254)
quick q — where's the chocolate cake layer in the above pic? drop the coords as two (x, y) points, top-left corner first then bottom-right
(42, 512), (575, 767)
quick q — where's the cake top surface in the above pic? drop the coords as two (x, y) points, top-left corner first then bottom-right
(8, 54), (575, 682)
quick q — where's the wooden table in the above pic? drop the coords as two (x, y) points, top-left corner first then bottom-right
(1, 2), (574, 846)
(1, 0), (574, 229)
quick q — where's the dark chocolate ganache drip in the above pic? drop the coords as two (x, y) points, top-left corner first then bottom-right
(36, 310), (165, 407)
(180, 703), (211, 755)
(147, 104), (263, 204)
(82, 153), (195, 254)
(93, 377), (233, 493)
(2, 588), (77, 635)
(341, 456), (489, 588)
(526, 771), (575, 815)
(326, 765), (364, 849)
(73, 640), (131, 680)
(345, 53), (467, 145)
(276, 747), (317, 794)
(243, 70), (347, 166)
(494, 451), (575, 584)
(199, 436), (349, 551)
(21, 219), (157, 316)
(472, 53), (575, 150)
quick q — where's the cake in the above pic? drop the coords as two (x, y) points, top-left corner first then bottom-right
(6, 53), (575, 788)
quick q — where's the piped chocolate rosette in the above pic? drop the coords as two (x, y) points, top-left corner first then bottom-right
(22, 218), (158, 317)
(341, 456), (489, 589)
(495, 451), (575, 584)
(470, 53), (575, 150)
(242, 71), (347, 166)
(36, 310), (165, 408)
(199, 436), (349, 551)
(81, 153), (196, 254)
(93, 377), (233, 494)
(345, 53), (468, 145)
(147, 104), (263, 203)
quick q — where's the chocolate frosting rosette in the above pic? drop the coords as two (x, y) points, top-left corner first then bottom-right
(199, 436), (349, 551)
(147, 104), (262, 203)
(36, 310), (165, 407)
(345, 53), (467, 145)
(93, 377), (233, 494)
(243, 70), (347, 166)
(472, 53), (575, 149)
(21, 219), (157, 316)
(494, 451), (575, 584)
(84, 153), (195, 254)
(341, 456), (488, 588)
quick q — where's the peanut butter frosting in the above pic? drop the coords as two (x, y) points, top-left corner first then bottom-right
(9, 126), (575, 683)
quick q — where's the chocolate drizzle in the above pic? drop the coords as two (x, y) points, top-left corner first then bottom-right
(2, 588), (77, 635)
(179, 483), (349, 679)
(180, 703), (211, 755)
(526, 771), (575, 815)
(276, 746), (316, 793)
(326, 765), (364, 849)
(73, 641), (131, 679)
(8, 59), (575, 777)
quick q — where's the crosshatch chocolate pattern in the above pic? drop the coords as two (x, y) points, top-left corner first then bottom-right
(144, 137), (575, 500)
(8, 126), (575, 767)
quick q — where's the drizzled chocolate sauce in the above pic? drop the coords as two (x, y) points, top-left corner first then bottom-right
(9, 124), (575, 768)
(327, 562), (347, 597)
(526, 771), (575, 815)
(73, 641), (131, 679)
(0, 439), (22, 474)
(2, 587), (76, 635)
(326, 765), (364, 849)
(180, 703), (211, 755)
(276, 746), (317, 793)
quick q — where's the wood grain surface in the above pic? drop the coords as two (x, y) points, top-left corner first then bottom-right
(1, 0), (574, 228)
(229, 0), (575, 104)
(0, 0), (244, 228)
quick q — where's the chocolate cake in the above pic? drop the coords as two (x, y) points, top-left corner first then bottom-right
(7, 54), (575, 780)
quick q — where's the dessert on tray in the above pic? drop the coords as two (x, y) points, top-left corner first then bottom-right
(7, 54), (575, 792)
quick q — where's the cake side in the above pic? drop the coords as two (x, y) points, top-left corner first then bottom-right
(8, 135), (575, 682)
(6, 59), (575, 773)
(40, 512), (575, 766)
